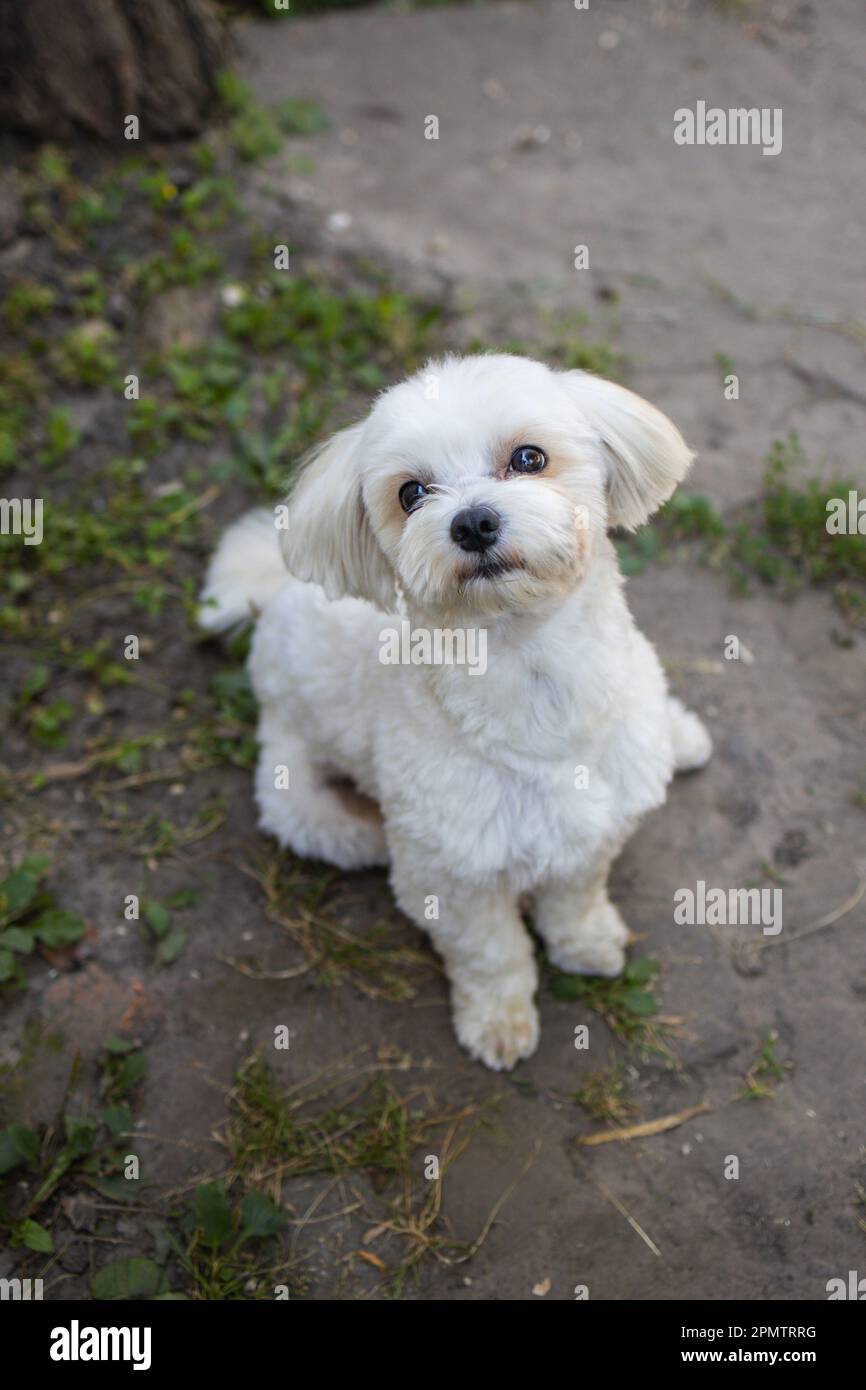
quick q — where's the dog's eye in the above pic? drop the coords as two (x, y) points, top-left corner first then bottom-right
(399, 480), (429, 513)
(508, 445), (547, 475)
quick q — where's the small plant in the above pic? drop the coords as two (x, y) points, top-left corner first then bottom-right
(275, 99), (332, 136)
(574, 1060), (635, 1125)
(0, 1042), (144, 1255)
(231, 107), (283, 162)
(99, 1035), (148, 1104)
(612, 434), (866, 626)
(27, 696), (75, 749)
(0, 857), (86, 988)
(39, 406), (80, 466)
(548, 955), (669, 1053)
(56, 323), (117, 387)
(140, 898), (191, 967)
(3, 280), (57, 331)
(740, 1030), (792, 1100)
(223, 1054), (487, 1296)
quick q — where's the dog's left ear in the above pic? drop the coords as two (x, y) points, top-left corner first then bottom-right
(280, 424), (396, 611)
(561, 371), (694, 531)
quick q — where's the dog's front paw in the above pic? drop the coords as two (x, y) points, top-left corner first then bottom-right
(669, 697), (713, 773)
(453, 992), (539, 1071)
(545, 900), (629, 978)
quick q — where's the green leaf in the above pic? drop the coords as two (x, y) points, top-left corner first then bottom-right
(20, 664), (50, 703)
(0, 946), (17, 981)
(0, 927), (36, 954)
(0, 864), (44, 916)
(0, 1123), (40, 1175)
(549, 973), (588, 1001)
(64, 1114), (99, 1156)
(31, 909), (86, 947)
(100, 1105), (133, 1138)
(116, 1051), (148, 1094)
(240, 1189), (287, 1238)
(18, 1218), (54, 1253)
(164, 888), (200, 911)
(144, 901), (171, 938)
(620, 988), (658, 1017)
(102, 1034), (136, 1054)
(91, 1257), (168, 1300)
(19, 854), (52, 876)
(624, 956), (659, 985)
(84, 1175), (141, 1202)
(193, 1183), (233, 1247)
(275, 98), (331, 136)
(155, 925), (188, 966)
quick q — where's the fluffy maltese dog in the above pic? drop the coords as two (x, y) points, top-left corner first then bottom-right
(200, 354), (711, 1070)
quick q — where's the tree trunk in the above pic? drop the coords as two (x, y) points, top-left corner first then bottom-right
(0, 0), (228, 144)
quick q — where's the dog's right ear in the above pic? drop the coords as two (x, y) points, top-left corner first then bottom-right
(279, 424), (396, 611)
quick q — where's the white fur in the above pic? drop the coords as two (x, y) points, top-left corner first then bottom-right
(200, 354), (711, 1070)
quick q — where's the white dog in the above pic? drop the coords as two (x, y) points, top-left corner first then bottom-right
(200, 354), (711, 1070)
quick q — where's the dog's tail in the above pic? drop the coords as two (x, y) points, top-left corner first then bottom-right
(198, 509), (287, 634)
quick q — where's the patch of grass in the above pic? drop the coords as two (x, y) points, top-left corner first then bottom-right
(3, 280), (58, 332)
(141, 899), (190, 967)
(275, 99), (331, 136)
(0, 1042), (143, 1255)
(39, 406), (80, 467)
(215, 69), (328, 163)
(56, 322), (117, 387)
(197, 664), (259, 769)
(238, 852), (436, 1001)
(222, 273), (437, 378)
(548, 955), (674, 1057)
(230, 107), (282, 163)
(26, 696), (75, 749)
(0, 352), (43, 471)
(0, 856), (86, 988)
(158, 1182), (292, 1300)
(224, 1053), (488, 1296)
(99, 1035), (148, 1104)
(467, 321), (624, 383)
(615, 528), (662, 577)
(131, 229), (223, 298)
(740, 1030), (792, 1100)
(727, 434), (866, 609)
(128, 340), (247, 451)
(67, 184), (126, 232)
(555, 337), (624, 379)
(615, 434), (866, 624)
(100, 795), (227, 861)
(178, 175), (242, 231)
(214, 71), (254, 117)
(0, 472), (211, 613)
(573, 1060), (635, 1125)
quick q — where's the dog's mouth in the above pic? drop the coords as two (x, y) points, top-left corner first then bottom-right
(460, 555), (524, 585)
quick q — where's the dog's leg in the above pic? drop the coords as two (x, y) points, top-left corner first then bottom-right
(668, 695), (712, 773)
(255, 709), (388, 870)
(534, 859), (629, 978)
(390, 859), (538, 1070)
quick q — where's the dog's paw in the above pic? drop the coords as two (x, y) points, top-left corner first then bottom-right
(545, 901), (629, 978)
(453, 993), (539, 1071)
(669, 697), (713, 773)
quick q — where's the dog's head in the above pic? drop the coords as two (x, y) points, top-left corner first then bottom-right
(281, 353), (693, 617)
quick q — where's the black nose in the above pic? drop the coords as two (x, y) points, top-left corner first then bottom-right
(450, 505), (501, 553)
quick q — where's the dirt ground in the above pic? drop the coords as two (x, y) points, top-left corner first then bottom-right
(2, 0), (865, 1301)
